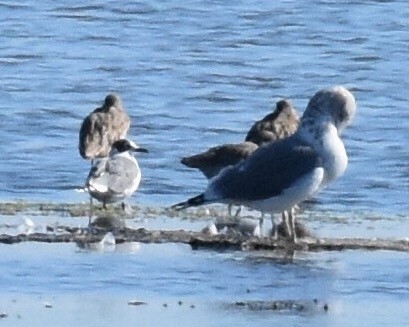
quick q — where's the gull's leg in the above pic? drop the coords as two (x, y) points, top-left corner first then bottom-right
(88, 196), (93, 225)
(258, 216), (264, 236)
(288, 207), (297, 243)
(259, 212), (265, 236)
(270, 213), (280, 239)
(121, 202), (133, 215)
(233, 206), (242, 219)
(260, 211), (265, 225)
(87, 160), (95, 228)
(282, 210), (292, 239)
(227, 204), (233, 217)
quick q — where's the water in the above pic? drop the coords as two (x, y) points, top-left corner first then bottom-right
(0, 0), (408, 325)
(0, 0), (407, 213)
(0, 242), (408, 326)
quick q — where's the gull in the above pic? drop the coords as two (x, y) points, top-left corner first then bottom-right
(245, 99), (300, 146)
(79, 93), (131, 162)
(86, 139), (148, 215)
(172, 86), (356, 242)
(245, 99), (300, 233)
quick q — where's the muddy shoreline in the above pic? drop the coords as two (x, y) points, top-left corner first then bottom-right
(1, 201), (408, 252)
(1, 225), (408, 252)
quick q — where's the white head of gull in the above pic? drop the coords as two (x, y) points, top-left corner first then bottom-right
(86, 139), (148, 210)
(79, 93), (131, 161)
(171, 86), (356, 242)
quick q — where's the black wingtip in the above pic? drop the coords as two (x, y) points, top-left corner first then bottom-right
(170, 194), (205, 211)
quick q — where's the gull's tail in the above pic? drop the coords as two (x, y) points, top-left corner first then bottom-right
(171, 193), (206, 211)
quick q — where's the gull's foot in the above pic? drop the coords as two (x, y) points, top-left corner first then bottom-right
(271, 220), (313, 240)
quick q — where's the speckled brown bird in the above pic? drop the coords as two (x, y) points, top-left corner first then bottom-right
(181, 141), (258, 217)
(245, 99), (300, 146)
(181, 141), (259, 180)
(79, 93), (131, 161)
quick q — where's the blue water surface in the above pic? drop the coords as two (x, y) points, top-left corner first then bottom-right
(0, 0), (407, 215)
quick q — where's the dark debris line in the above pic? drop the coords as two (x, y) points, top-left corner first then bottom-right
(0, 227), (409, 252)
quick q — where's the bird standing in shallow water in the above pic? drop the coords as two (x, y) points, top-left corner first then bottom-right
(181, 141), (258, 217)
(86, 139), (148, 221)
(244, 98), (300, 234)
(79, 93), (131, 162)
(181, 142), (259, 181)
(172, 86), (356, 243)
(180, 100), (299, 221)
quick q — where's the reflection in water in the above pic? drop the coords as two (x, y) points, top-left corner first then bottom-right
(0, 243), (408, 325)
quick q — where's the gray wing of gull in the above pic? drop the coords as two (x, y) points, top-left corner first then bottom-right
(88, 156), (139, 194)
(105, 156), (139, 193)
(208, 135), (323, 201)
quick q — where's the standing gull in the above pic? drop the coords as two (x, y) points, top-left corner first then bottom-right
(244, 98), (300, 235)
(245, 99), (300, 146)
(86, 139), (148, 213)
(79, 93), (131, 161)
(172, 86), (356, 242)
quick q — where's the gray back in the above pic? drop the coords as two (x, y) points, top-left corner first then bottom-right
(211, 135), (323, 201)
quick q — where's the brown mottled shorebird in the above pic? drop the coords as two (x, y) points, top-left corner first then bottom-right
(79, 93), (131, 161)
(181, 141), (258, 217)
(181, 142), (259, 180)
(245, 99), (300, 146)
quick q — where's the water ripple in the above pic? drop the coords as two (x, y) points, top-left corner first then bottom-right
(0, 0), (407, 218)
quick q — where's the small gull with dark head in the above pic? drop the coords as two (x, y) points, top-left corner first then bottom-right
(172, 86), (356, 242)
(79, 93), (131, 161)
(86, 139), (148, 213)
